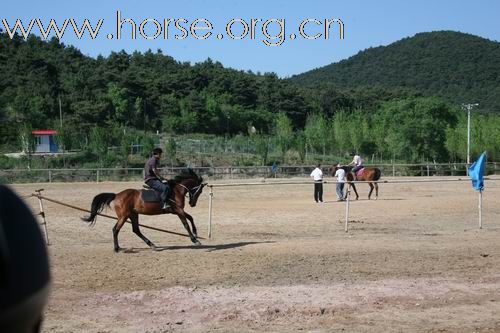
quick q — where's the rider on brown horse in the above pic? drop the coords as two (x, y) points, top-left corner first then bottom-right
(348, 151), (364, 180)
(144, 148), (171, 209)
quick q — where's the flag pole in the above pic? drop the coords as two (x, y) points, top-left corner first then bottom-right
(479, 189), (483, 229)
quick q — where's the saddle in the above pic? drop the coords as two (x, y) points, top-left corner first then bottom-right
(355, 168), (365, 178)
(141, 185), (162, 203)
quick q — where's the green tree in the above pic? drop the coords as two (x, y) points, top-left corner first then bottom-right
(107, 83), (133, 125)
(164, 137), (177, 166)
(141, 134), (156, 158)
(304, 114), (329, 156)
(89, 127), (110, 166)
(294, 131), (307, 163)
(118, 129), (134, 168)
(274, 113), (293, 163)
(254, 135), (270, 165)
(374, 97), (459, 162)
(331, 111), (350, 156)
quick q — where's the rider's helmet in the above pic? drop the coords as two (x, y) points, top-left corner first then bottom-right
(0, 185), (51, 333)
(350, 151), (356, 156)
(152, 148), (163, 156)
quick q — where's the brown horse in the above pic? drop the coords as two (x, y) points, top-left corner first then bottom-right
(81, 169), (207, 252)
(331, 165), (381, 200)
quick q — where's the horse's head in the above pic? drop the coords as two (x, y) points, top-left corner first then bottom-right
(330, 163), (340, 176)
(187, 178), (206, 208)
(175, 169), (206, 207)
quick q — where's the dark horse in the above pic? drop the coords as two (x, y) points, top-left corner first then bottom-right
(332, 165), (381, 200)
(81, 169), (207, 252)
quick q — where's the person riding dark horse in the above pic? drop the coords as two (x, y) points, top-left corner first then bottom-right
(144, 148), (171, 209)
(82, 169), (207, 252)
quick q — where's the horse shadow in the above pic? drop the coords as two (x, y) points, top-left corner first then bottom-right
(122, 241), (275, 253)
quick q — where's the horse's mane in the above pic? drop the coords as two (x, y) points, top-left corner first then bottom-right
(341, 165), (353, 172)
(169, 169), (203, 185)
(331, 164), (352, 171)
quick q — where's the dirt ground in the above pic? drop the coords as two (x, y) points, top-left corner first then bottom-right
(11, 176), (500, 333)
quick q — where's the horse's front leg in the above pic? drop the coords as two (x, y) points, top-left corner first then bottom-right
(184, 212), (198, 238)
(177, 211), (201, 246)
(347, 183), (359, 200)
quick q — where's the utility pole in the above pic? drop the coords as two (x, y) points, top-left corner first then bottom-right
(59, 95), (63, 127)
(59, 95), (65, 166)
(462, 103), (479, 173)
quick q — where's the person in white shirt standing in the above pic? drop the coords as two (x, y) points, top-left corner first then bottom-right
(310, 163), (323, 203)
(334, 164), (346, 201)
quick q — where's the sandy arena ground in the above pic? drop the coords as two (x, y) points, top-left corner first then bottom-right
(10, 176), (500, 332)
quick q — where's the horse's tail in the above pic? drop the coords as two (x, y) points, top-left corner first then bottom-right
(81, 193), (115, 226)
(373, 168), (382, 181)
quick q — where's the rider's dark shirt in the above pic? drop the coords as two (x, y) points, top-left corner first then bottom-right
(144, 157), (159, 182)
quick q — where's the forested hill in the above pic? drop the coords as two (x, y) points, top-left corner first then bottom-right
(0, 32), (313, 143)
(290, 31), (500, 112)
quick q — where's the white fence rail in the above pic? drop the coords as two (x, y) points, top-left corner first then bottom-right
(1, 162), (499, 184)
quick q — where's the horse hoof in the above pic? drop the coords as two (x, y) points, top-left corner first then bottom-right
(151, 245), (159, 251)
(114, 247), (122, 253)
(194, 240), (202, 246)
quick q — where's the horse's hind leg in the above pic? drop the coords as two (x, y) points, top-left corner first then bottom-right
(368, 183), (374, 200)
(112, 217), (127, 253)
(184, 212), (198, 238)
(374, 183), (379, 200)
(130, 213), (157, 251)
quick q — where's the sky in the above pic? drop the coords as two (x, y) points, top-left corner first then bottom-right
(2, 0), (500, 77)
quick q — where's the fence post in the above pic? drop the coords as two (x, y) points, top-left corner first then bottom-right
(48, 170), (52, 183)
(35, 189), (50, 245)
(208, 186), (214, 239)
(427, 165), (430, 177)
(96, 170), (100, 183)
(392, 163), (395, 177)
(345, 185), (350, 233)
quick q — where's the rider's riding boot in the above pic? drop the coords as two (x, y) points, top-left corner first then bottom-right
(162, 189), (171, 209)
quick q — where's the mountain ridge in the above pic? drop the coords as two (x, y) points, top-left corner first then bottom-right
(290, 31), (500, 112)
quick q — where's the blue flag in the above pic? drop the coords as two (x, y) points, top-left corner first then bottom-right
(469, 152), (486, 191)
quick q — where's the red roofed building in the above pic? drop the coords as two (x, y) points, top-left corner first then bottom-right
(32, 130), (58, 153)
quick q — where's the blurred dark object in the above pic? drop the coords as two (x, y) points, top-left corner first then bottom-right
(0, 185), (51, 333)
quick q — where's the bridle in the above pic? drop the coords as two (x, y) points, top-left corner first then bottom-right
(178, 182), (204, 202)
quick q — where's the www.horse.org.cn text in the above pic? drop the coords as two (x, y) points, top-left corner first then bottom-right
(1, 11), (344, 46)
